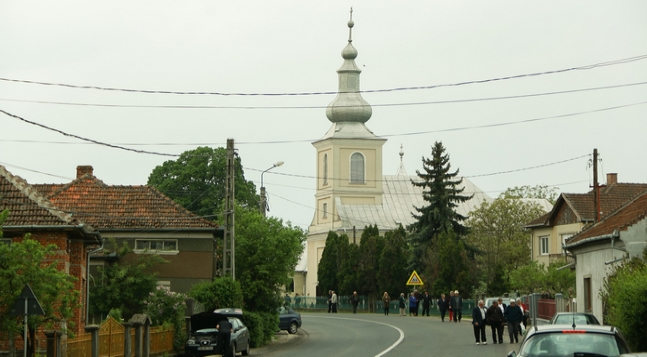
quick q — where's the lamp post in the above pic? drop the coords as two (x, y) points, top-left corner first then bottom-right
(260, 161), (284, 217)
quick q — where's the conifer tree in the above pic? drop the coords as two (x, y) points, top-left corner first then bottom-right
(408, 141), (472, 270)
(317, 231), (341, 295)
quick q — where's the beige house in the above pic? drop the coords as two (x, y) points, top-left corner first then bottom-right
(525, 173), (647, 267)
(303, 18), (491, 297)
(565, 189), (647, 323)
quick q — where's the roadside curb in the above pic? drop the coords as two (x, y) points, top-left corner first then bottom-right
(252, 329), (307, 356)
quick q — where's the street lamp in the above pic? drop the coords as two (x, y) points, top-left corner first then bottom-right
(260, 161), (284, 216)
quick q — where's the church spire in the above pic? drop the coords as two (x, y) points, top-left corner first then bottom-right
(396, 144), (408, 175)
(325, 8), (373, 124)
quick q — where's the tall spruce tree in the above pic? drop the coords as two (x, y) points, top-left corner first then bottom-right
(408, 141), (473, 271)
(317, 231), (341, 295)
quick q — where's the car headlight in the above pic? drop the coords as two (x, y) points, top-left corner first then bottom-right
(187, 339), (195, 345)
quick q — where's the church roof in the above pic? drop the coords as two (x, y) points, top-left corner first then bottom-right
(335, 175), (493, 230)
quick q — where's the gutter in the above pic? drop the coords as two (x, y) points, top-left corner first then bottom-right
(564, 232), (619, 250)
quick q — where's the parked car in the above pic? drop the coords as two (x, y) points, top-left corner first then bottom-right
(186, 308), (250, 357)
(549, 312), (601, 325)
(507, 324), (630, 357)
(278, 306), (302, 334)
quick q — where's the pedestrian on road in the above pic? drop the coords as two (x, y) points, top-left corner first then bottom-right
(382, 292), (390, 316)
(517, 298), (529, 329)
(448, 291), (454, 322)
(451, 290), (463, 322)
(331, 291), (338, 313)
(486, 300), (505, 344)
(408, 292), (418, 316)
(294, 293), (301, 308)
(349, 291), (360, 314)
(328, 290), (333, 313)
(421, 291), (432, 317)
(399, 293), (406, 316)
(472, 300), (488, 345)
(504, 299), (523, 343)
(437, 294), (448, 322)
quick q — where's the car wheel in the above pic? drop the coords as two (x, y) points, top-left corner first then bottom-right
(242, 341), (250, 356)
(229, 342), (236, 357)
(288, 322), (298, 334)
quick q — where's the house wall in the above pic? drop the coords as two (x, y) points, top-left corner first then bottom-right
(572, 241), (617, 323)
(103, 232), (216, 294)
(531, 222), (581, 268)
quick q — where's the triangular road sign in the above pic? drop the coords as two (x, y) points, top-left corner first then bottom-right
(10, 284), (45, 316)
(406, 270), (424, 286)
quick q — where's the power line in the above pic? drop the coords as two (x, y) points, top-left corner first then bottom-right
(3, 100), (646, 150)
(2, 81), (645, 109)
(1, 54), (645, 97)
(0, 109), (179, 157)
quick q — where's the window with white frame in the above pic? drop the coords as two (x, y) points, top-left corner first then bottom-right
(561, 234), (573, 255)
(134, 239), (178, 254)
(322, 203), (328, 218)
(350, 152), (365, 184)
(323, 154), (328, 185)
(540, 236), (549, 255)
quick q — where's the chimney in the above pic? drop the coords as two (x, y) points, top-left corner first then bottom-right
(76, 165), (94, 178)
(607, 173), (617, 185)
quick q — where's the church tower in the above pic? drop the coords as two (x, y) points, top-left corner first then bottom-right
(306, 10), (387, 296)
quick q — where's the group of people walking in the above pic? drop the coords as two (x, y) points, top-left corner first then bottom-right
(472, 297), (528, 346)
(436, 290), (463, 322)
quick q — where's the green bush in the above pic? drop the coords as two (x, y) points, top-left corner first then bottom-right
(259, 311), (278, 344)
(189, 277), (243, 311)
(242, 312), (264, 348)
(601, 256), (647, 352)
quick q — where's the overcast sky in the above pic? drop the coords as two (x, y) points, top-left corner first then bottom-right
(2, 1), (646, 229)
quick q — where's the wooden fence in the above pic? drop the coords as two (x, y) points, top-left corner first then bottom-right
(66, 317), (175, 357)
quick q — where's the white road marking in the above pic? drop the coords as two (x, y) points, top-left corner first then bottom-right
(307, 315), (405, 356)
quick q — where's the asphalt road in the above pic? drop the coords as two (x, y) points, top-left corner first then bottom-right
(254, 312), (523, 357)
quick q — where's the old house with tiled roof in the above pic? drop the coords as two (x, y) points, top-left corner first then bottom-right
(564, 188), (647, 323)
(35, 166), (222, 299)
(524, 173), (647, 267)
(0, 165), (102, 338)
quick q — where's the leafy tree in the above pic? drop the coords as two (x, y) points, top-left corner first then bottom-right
(509, 260), (545, 295)
(377, 225), (409, 298)
(233, 205), (305, 312)
(189, 277), (244, 312)
(147, 146), (258, 219)
(601, 255), (647, 352)
(544, 261), (575, 296)
(408, 141), (473, 271)
(0, 212), (80, 357)
(465, 196), (547, 293)
(90, 240), (166, 320)
(502, 185), (559, 205)
(143, 286), (188, 352)
(317, 231), (341, 295)
(428, 230), (472, 297)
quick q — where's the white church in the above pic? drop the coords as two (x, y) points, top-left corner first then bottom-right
(297, 14), (494, 297)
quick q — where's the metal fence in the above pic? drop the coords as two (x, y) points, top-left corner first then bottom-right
(286, 295), (477, 316)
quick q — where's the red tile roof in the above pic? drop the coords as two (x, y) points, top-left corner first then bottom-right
(40, 173), (217, 230)
(567, 189), (647, 245)
(0, 165), (79, 226)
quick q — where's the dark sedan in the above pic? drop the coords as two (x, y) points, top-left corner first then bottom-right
(186, 309), (250, 357)
(278, 306), (302, 334)
(549, 312), (601, 325)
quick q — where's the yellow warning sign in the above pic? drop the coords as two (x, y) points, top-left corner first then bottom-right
(406, 270), (424, 286)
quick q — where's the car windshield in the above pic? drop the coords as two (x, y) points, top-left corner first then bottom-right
(519, 332), (625, 357)
(553, 315), (598, 325)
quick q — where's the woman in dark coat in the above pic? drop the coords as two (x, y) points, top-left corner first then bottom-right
(437, 293), (448, 322)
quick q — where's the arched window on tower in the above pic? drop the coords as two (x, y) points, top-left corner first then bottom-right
(350, 152), (365, 184)
(323, 153), (328, 185)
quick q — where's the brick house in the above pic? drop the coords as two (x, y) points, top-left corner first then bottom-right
(564, 188), (647, 323)
(0, 165), (101, 338)
(525, 173), (647, 267)
(34, 166), (222, 297)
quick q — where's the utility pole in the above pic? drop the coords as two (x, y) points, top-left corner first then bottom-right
(592, 148), (601, 222)
(223, 139), (236, 280)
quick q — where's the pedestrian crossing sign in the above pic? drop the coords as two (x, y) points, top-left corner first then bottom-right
(406, 270), (424, 286)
